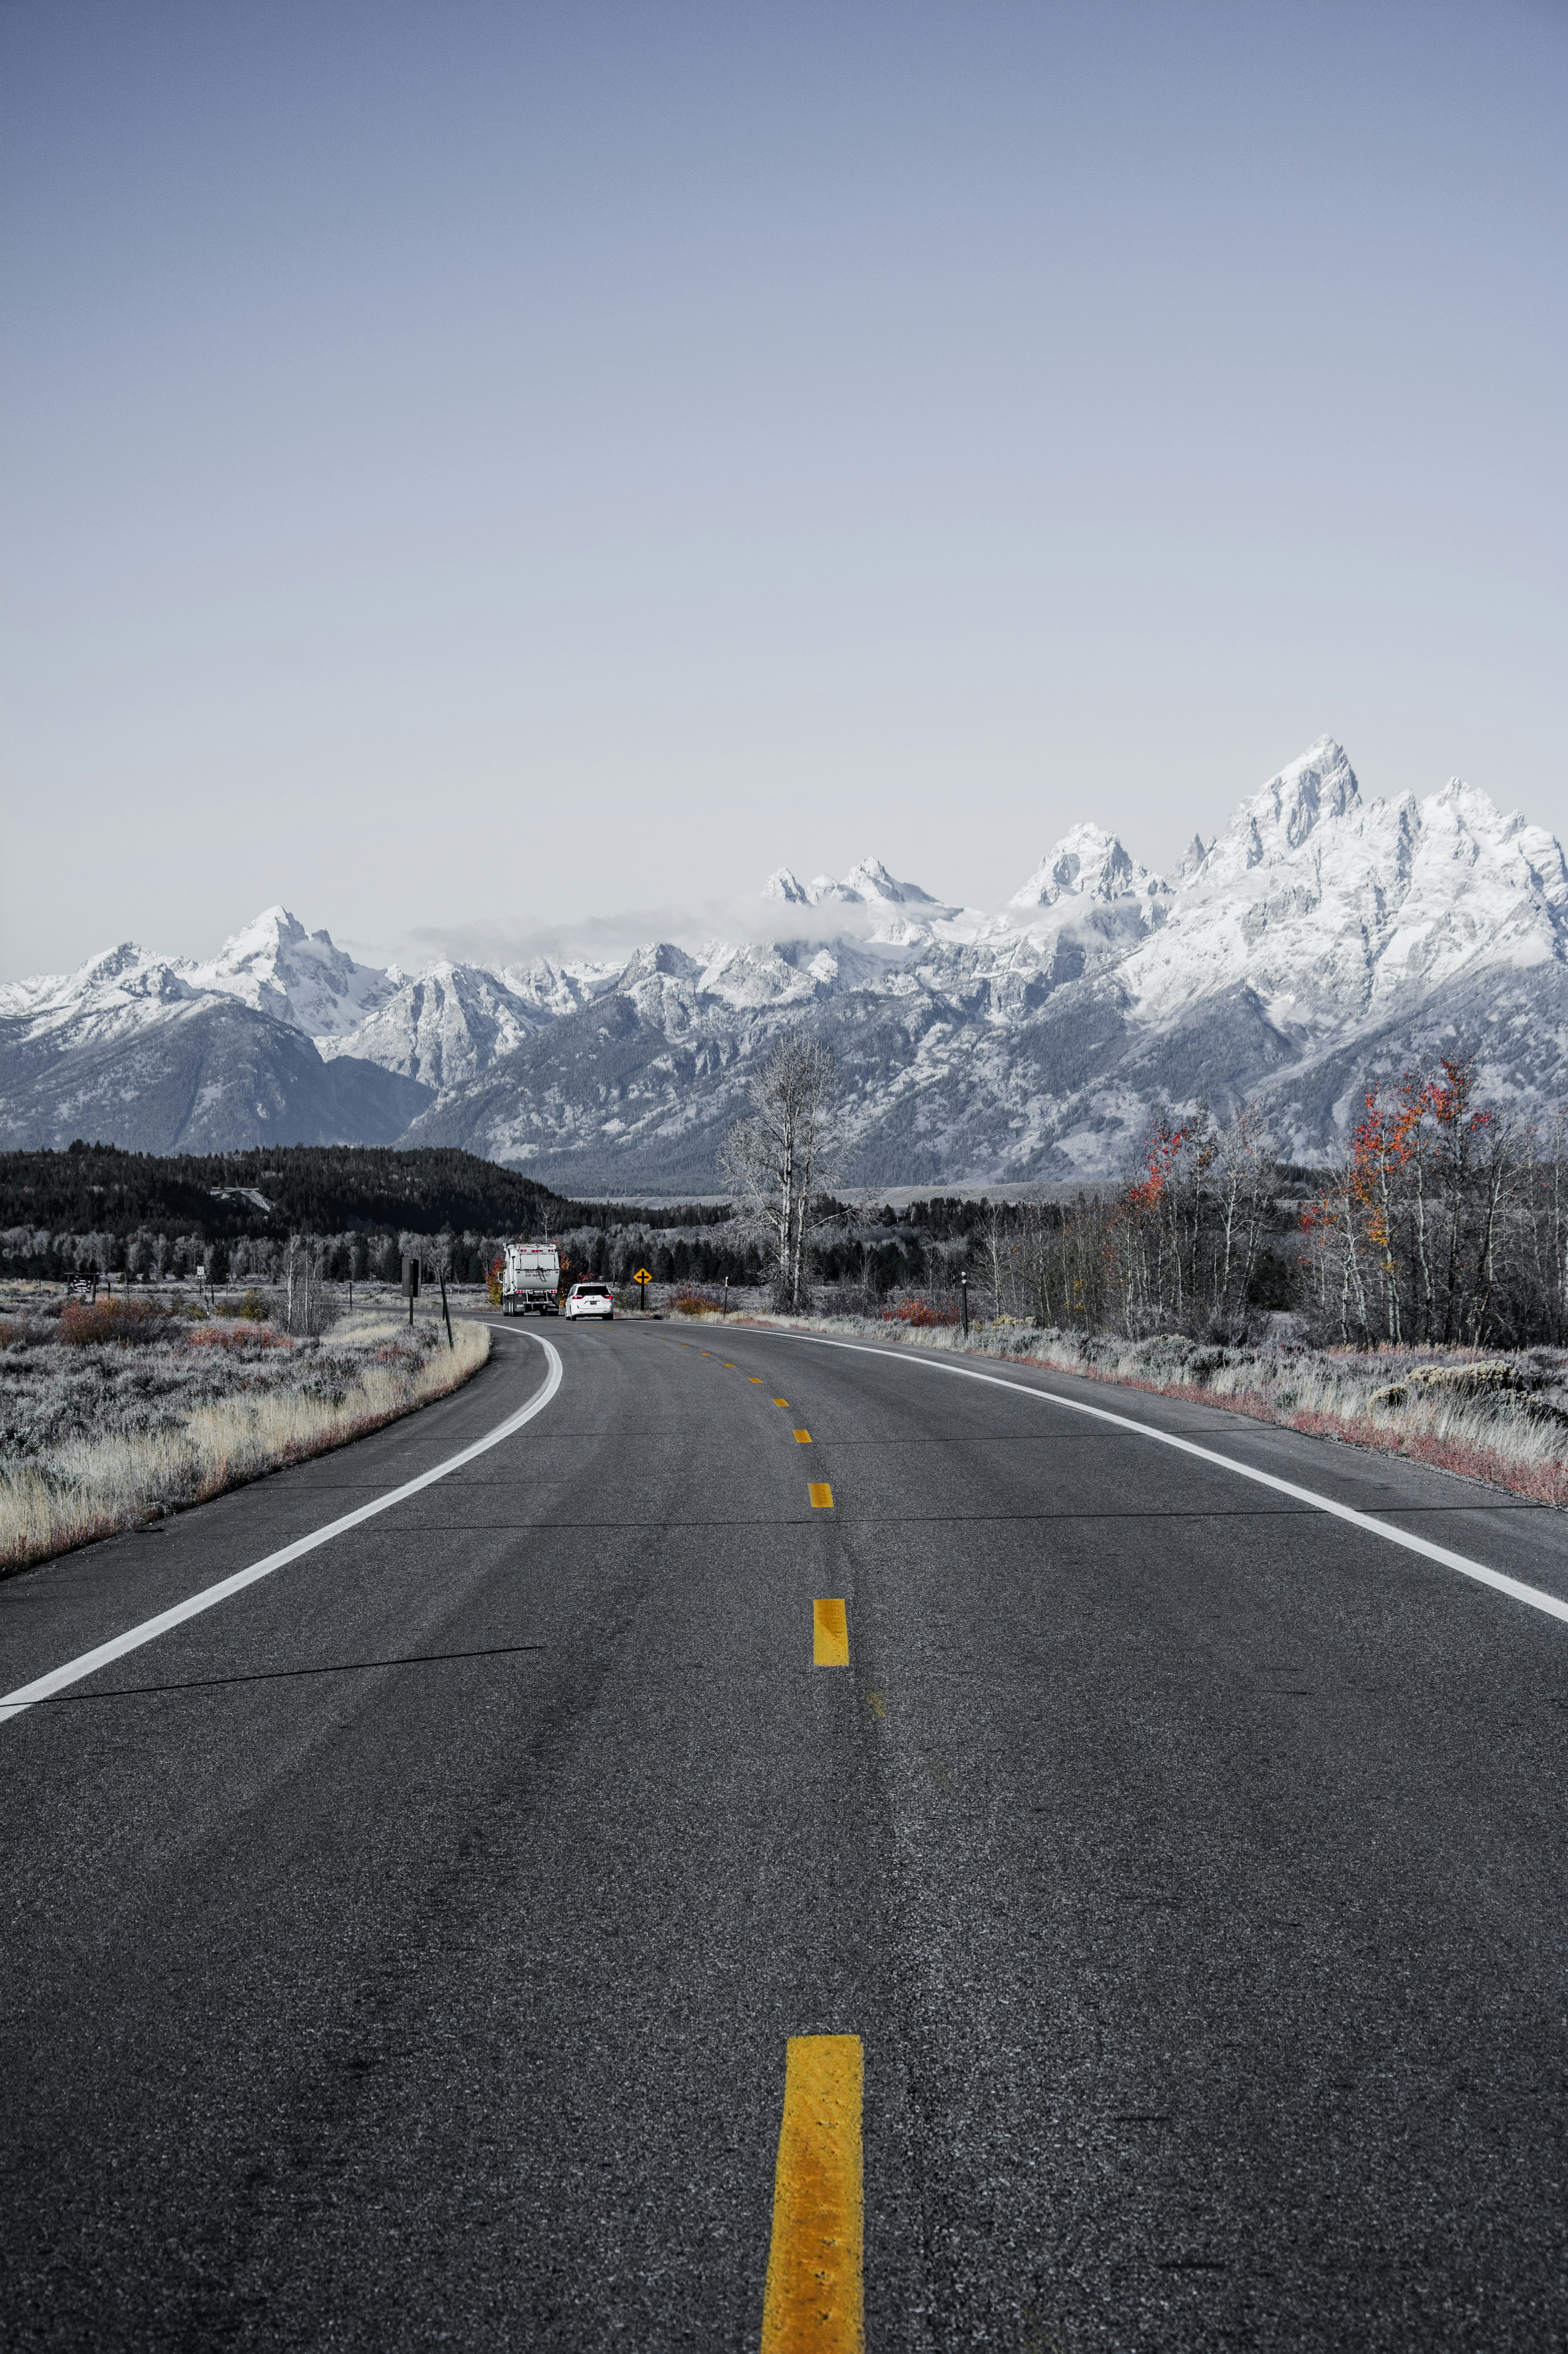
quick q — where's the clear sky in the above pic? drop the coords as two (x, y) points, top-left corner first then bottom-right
(3, 0), (1564, 979)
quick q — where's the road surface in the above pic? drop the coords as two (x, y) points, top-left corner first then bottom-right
(5, 1315), (1568, 2350)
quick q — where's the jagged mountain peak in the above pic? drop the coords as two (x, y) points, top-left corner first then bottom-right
(83, 940), (158, 982)
(1215, 736), (1361, 873)
(1426, 774), (1518, 835)
(182, 904), (393, 1039)
(760, 857), (939, 910)
(212, 904), (310, 955)
(1009, 821), (1164, 912)
(840, 856), (937, 907)
(618, 941), (705, 987)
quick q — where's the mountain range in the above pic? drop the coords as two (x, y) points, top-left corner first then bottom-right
(6, 737), (1567, 1189)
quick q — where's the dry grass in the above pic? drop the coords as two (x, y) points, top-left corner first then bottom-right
(0, 1312), (489, 1576)
(736, 1310), (1568, 1508)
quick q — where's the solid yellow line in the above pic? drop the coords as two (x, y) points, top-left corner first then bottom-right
(793, 1429), (812, 1444)
(760, 2036), (864, 2354)
(808, 1482), (834, 1509)
(812, 1598), (849, 1666)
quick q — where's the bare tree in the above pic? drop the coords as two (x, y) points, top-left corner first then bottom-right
(1212, 1103), (1277, 1315)
(282, 1233), (333, 1335)
(722, 1031), (844, 1310)
(970, 1199), (1018, 1319)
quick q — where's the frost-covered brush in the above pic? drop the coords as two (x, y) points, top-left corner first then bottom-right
(732, 1309), (1568, 1511)
(0, 1314), (490, 1577)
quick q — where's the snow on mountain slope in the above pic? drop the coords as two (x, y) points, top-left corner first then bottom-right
(6, 738), (1567, 1175)
(965, 817), (1171, 984)
(182, 906), (394, 1038)
(761, 855), (983, 947)
(0, 943), (196, 1038)
(0, 960), (428, 1155)
(1006, 821), (1167, 913)
(497, 957), (621, 1020)
(1123, 738), (1568, 1040)
(314, 962), (548, 1091)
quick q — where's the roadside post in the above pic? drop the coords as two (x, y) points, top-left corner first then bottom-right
(402, 1252), (420, 1330)
(439, 1265), (454, 1350)
(961, 1270), (969, 1337)
(724, 1276), (730, 1317)
(633, 1267), (652, 1313)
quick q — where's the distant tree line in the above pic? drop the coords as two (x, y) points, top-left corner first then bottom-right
(0, 1142), (733, 1253)
(567, 1230), (765, 1289)
(0, 1224), (510, 1289)
(566, 1197), (735, 1234)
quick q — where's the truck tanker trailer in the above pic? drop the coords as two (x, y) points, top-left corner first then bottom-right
(500, 1241), (562, 1315)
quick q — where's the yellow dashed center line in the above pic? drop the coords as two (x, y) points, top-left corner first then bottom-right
(808, 1482), (834, 1509)
(749, 1376), (763, 1384)
(760, 2035), (864, 2353)
(812, 1598), (849, 1666)
(793, 1429), (812, 1444)
(772, 1398), (788, 1408)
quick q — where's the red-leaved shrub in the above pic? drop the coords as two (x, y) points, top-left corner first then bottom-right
(59, 1297), (163, 1347)
(188, 1323), (290, 1352)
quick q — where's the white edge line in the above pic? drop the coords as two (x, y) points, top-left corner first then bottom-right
(0, 1332), (564, 1727)
(751, 1327), (1568, 1629)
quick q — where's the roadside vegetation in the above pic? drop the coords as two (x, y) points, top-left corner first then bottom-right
(712, 1043), (1568, 1508)
(0, 1292), (489, 1577)
(730, 1309), (1568, 1508)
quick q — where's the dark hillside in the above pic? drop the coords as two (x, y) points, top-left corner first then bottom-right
(0, 1143), (570, 1241)
(0, 1143), (731, 1244)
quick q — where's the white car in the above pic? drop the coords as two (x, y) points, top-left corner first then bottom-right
(564, 1280), (615, 1321)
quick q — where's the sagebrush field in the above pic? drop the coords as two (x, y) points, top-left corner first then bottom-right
(0, 1292), (489, 1575)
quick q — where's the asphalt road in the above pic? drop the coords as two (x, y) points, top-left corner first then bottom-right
(6, 1313), (1568, 2350)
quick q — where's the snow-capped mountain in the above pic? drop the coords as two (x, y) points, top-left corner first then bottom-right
(1124, 743), (1568, 1033)
(1005, 820), (1167, 916)
(765, 854), (944, 911)
(181, 906), (395, 1037)
(7, 737), (1568, 1182)
(314, 963), (548, 1092)
(762, 855), (982, 949)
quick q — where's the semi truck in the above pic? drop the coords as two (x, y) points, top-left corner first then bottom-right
(500, 1241), (562, 1315)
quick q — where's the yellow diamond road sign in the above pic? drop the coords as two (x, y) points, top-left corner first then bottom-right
(633, 1267), (652, 1284)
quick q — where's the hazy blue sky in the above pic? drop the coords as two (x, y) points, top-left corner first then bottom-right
(3, 0), (1564, 978)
